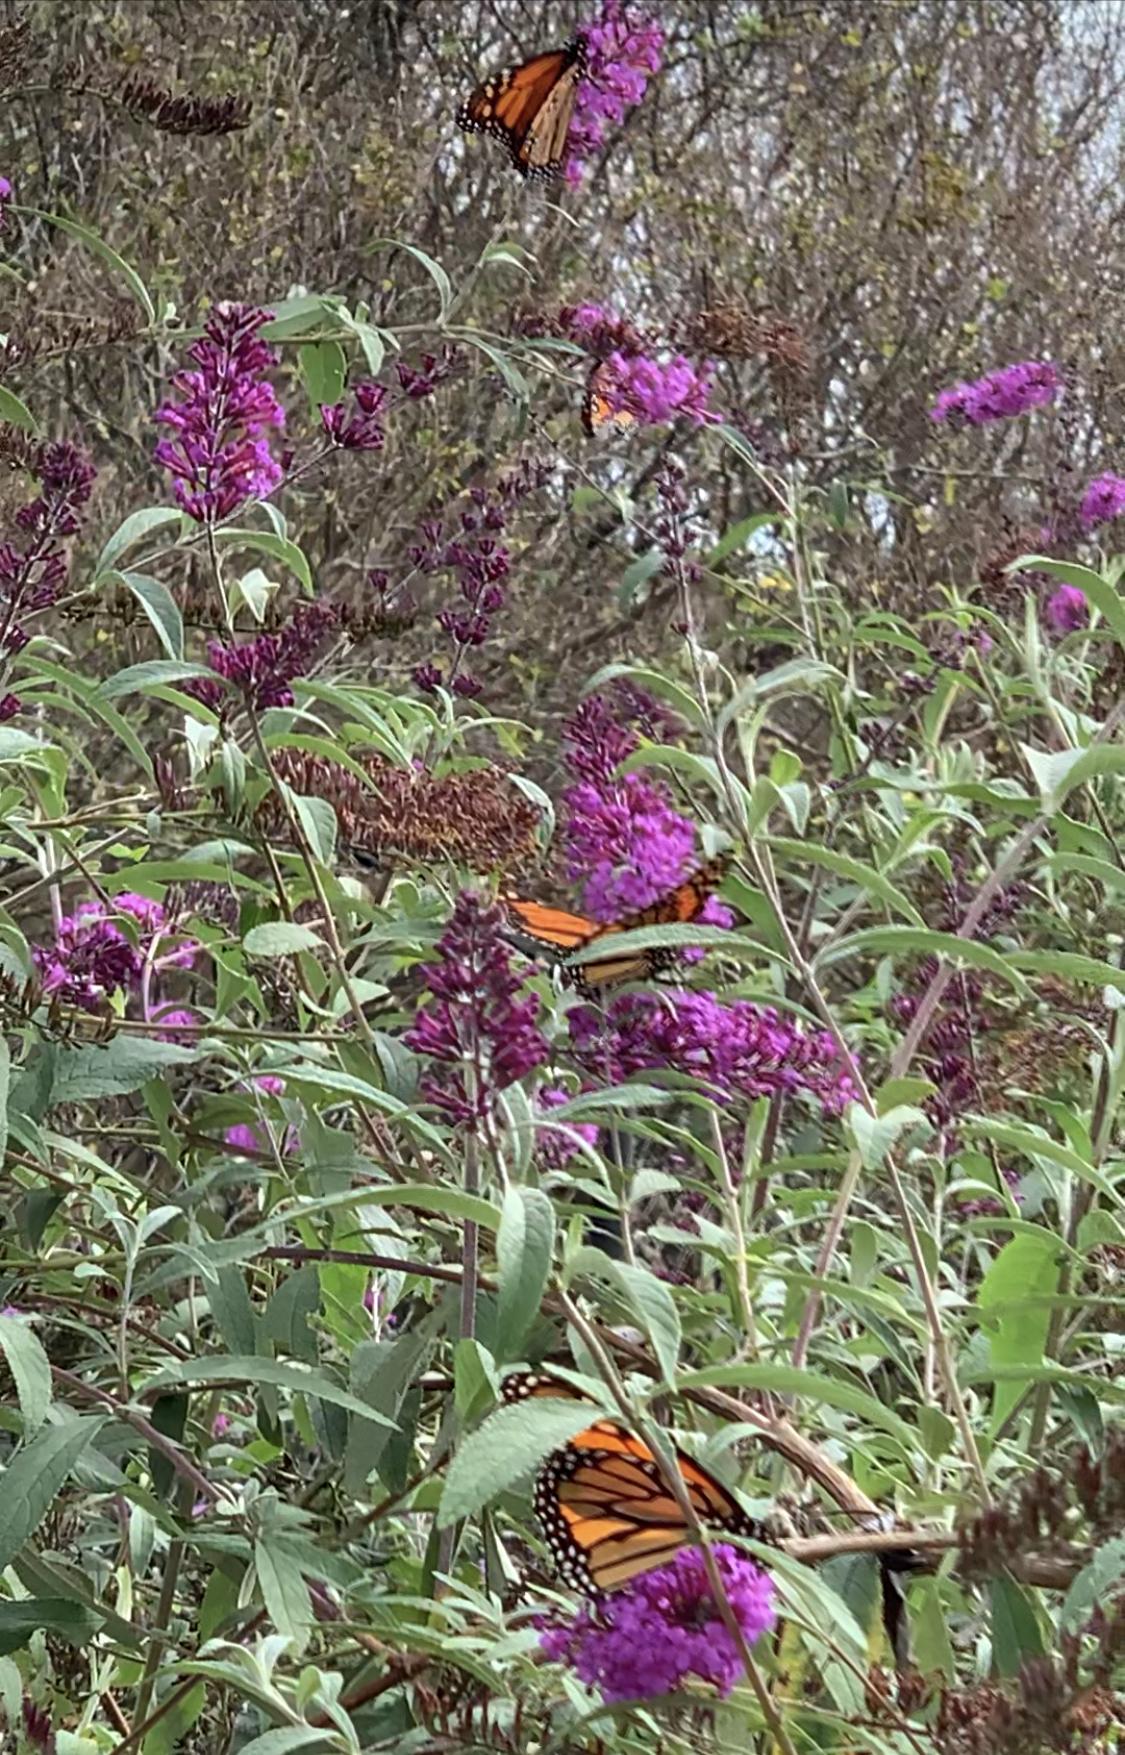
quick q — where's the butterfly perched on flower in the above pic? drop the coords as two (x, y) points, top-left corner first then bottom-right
(505, 854), (730, 995)
(502, 1369), (772, 1596)
(457, 37), (586, 180)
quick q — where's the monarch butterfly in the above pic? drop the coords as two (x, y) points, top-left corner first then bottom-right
(503, 1370), (770, 1595)
(582, 360), (635, 437)
(505, 855), (729, 995)
(457, 37), (586, 181)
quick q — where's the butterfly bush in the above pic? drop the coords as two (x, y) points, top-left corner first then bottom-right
(405, 890), (547, 1127)
(34, 892), (196, 1016)
(1044, 583), (1089, 635)
(561, 694), (699, 919)
(154, 302), (285, 523)
(0, 440), (96, 695)
(184, 600), (338, 714)
(569, 989), (854, 1114)
(539, 1545), (775, 1701)
(1080, 472), (1125, 529)
(0, 175), (11, 228)
(929, 360), (1061, 426)
(566, 1), (664, 186)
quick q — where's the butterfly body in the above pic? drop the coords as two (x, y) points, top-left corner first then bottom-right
(458, 38), (586, 180)
(505, 1369), (768, 1596)
(583, 361), (636, 437)
(505, 854), (729, 995)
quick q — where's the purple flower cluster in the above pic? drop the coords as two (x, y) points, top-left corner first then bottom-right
(0, 175), (11, 229)
(535, 1086), (600, 1168)
(561, 695), (701, 919)
(555, 302), (650, 359)
(565, 1), (665, 186)
(405, 890), (547, 1127)
(569, 989), (854, 1113)
(1044, 583), (1089, 635)
(395, 347), (460, 400)
(409, 462), (548, 699)
(929, 360), (1061, 427)
(154, 303), (285, 523)
(539, 1544), (775, 1702)
(0, 439), (96, 658)
(185, 600), (338, 713)
(601, 351), (718, 427)
(1080, 472), (1125, 529)
(321, 380), (387, 452)
(34, 892), (196, 1015)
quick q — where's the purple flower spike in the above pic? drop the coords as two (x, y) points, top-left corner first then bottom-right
(321, 379), (387, 451)
(154, 302), (285, 524)
(1044, 583), (1089, 635)
(0, 176), (11, 228)
(565, 2), (664, 186)
(929, 360), (1061, 427)
(193, 600), (338, 711)
(569, 988), (854, 1114)
(404, 890), (547, 1128)
(1080, 472), (1125, 530)
(536, 1086), (600, 1168)
(0, 438), (95, 657)
(539, 1544), (775, 1701)
(561, 695), (700, 921)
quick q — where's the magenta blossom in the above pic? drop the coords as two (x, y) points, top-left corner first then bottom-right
(599, 350), (718, 427)
(225, 1074), (298, 1156)
(186, 600), (338, 713)
(405, 890), (547, 1128)
(565, 2), (664, 186)
(539, 1544), (775, 1701)
(34, 892), (195, 1015)
(154, 302), (285, 523)
(0, 176), (11, 228)
(0, 438), (96, 658)
(561, 695), (702, 920)
(1080, 472), (1125, 529)
(1044, 583), (1089, 635)
(320, 380), (387, 451)
(929, 360), (1061, 426)
(569, 989), (855, 1114)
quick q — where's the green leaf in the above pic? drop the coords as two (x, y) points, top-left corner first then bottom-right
(1060, 1534), (1125, 1632)
(818, 926), (1033, 997)
(95, 659), (211, 703)
(29, 209), (154, 321)
(48, 1037), (200, 1107)
(977, 1232), (1061, 1433)
(964, 1118), (1121, 1207)
(438, 1398), (600, 1527)
(298, 340), (346, 411)
(495, 1189), (555, 1363)
(767, 838), (925, 927)
(96, 507), (183, 575)
(0, 1315), (51, 1433)
(235, 1731), (338, 1755)
(113, 571), (184, 662)
(572, 1251), (682, 1385)
(0, 1035), (9, 1174)
(677, 1364), (917, 1447)
(208, 1268), (258, 1358)
(213, 528), (313, 593)
(372, 238), (452, 321)
(0, 1419), (104, 1570)
(990, 1573), (1046, 1676)
(255, 1536), (311, 1652)
(0, 385), (38, 432)
(847, 1103), (929, 1171)
(0, 1597), (103, 1657)
(242, 921), (324, 958)
(1022, 742), (1125, 809)
(1011, 555), (1125, 651)
(142, 1356), (397, 1425)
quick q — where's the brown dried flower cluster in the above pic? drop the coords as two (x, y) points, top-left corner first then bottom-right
(110, 72), (251, 136)
(936, 1652), (1124, 1755)
(959, 1430), (1125, 1580)
(259, 750), (541, 875)
(675, 302), (811, 379)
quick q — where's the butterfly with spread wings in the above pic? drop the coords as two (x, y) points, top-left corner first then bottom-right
(582, 360), (636, 437)
(457, 37), (587, 181)
(505, 854), (729, 996)
(503, 1370), (771, 1596)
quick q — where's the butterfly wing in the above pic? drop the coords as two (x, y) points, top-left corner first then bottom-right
(505, 897), (602, 955)
(567, 854), (732, 994)
(503, 1370), (764, 1596)
(458, 40), (584, 180)
(582, 361), (636, 437)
